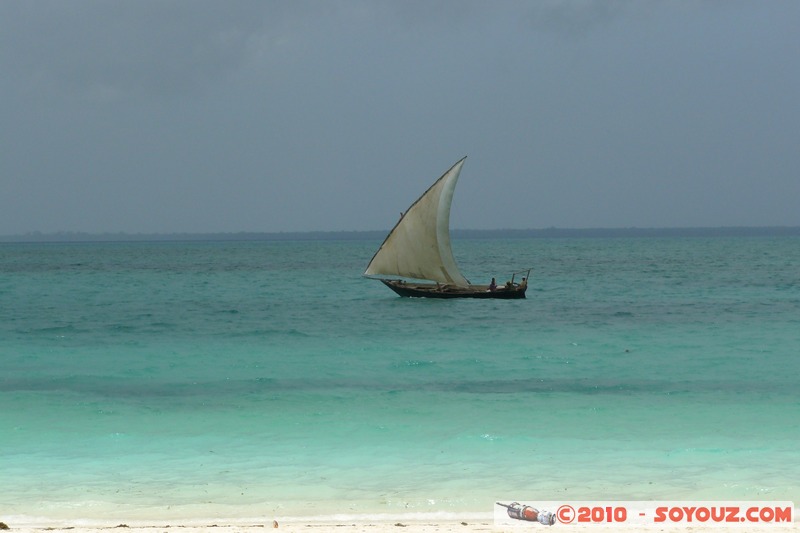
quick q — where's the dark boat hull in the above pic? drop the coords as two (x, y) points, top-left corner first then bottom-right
(380, 279), (526, 299)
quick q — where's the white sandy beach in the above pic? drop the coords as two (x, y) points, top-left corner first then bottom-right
(2, 517), (797, 533)
(0, 518), (498, 533)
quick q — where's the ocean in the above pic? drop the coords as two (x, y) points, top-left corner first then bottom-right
(1, 236), (798, 523)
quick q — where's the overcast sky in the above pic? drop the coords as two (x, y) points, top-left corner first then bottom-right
(2, 1), (798, 235)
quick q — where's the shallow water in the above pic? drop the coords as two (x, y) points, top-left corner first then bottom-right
(1, 237), (798, 520)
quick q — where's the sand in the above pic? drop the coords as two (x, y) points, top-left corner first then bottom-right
(1, 518), (797, 533)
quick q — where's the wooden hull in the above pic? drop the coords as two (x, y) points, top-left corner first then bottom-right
(380, 279), (526, 299)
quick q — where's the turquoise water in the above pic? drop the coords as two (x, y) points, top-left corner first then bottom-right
(1, 237), (798, 522)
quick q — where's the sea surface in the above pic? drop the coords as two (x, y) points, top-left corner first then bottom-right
(1, 236), (798, 522)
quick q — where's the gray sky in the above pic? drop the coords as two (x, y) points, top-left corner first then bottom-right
(2, 1), (798, 234)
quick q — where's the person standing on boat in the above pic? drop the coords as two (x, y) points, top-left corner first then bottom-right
(489, 278), (497, 291)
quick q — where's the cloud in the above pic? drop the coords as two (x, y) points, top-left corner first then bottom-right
(1, 0), (273, 100)
(520, 0), (631, 35)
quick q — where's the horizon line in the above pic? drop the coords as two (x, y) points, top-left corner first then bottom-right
(2, 226), (799, 243)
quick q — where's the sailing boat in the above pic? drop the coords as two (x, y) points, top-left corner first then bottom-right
(364, 157), (529, 299)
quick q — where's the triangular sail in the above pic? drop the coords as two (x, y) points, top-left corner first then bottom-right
(364, 157), (470, 287)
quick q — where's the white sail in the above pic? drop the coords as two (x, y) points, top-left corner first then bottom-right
(364, 157), (470, 287)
